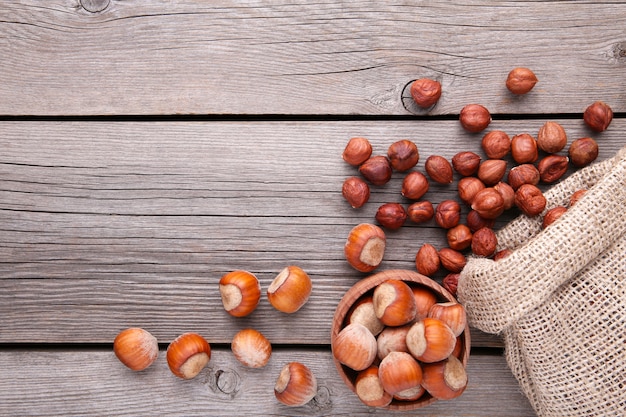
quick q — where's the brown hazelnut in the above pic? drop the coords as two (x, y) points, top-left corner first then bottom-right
(407, 201), (435, 224)
(359, 155), (393, 185)
(343, 137), (373, 166)
(425, 155), (454, 184)
(375, 203), (408, 230)
(388, 140), (419, 172)
(342, 177), (370, 208)
(410, 78), (442, 108)
(457, 177), (485, 205)
(451, 151), (481, 176)
(471, 187), (505, 219)
(569, 189), (587, 207)
(439, 248), (466, 273)
(401, 171), (429, 200)
(537, 121), (567, 153)
(481, 130), (511, 159)
(493, 181), (515, 210)
(477, 159), (507, 186)
(583, 101), (613, 132)
(344, 223), (386, 272)
(537, 155), (569, 183)
(507, 164), (540, 190)
(511, 133), (538, 164)
(435, 200), (461, 229)
(568, 137), (599, 167)
(493, 249), (512, 261)
(506, 67), (538, 95)
(415, 243), (440, 277)
(542, 206), (568, 229)
(459, 104), (491, 133)
(471, 227), (497, 257)
(447, 224), (473, 251)
(515, 184), (547, 216)
(466, 209), (495, 232)
(442, 273), (460, 297)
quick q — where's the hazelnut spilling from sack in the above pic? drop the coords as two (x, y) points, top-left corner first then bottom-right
(458, 146), (626, 417)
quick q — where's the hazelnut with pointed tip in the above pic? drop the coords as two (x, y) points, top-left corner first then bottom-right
(267, 265), (312, 313)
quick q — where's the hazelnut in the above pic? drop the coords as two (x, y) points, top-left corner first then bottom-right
(542, 206), (568, 228)
(438, 248), (466, 273)
(506, 67), (538, 95)
(425, 155), (454, 184)
(166, 332), (211, 379)
(332, 323), (378, 371)
(274, 362), (318, 407)
(219, 270), (261, 317)
(511, 133), (538, 164)
(412, 287), (438, 321)
(477, 159), (507, 186)
(113, 328), (159, 371)
(435, 200), (461, 229)
(376, 325), (411, 360)
(267, 265), (312, 314)
(388, 139), (419, 172)
(457, 176), (485, 205)
(538, 154), (569, 183)
(481, 130), (511, 159)
(354, 366), (394, 408)
(583, 101), (613, 132)
(347, 295), (385, 337)
(373, 279), (417, 327)
(471, 227), (498, 258)
(343, 137), (373, 166)
(359, 155), (393, 185)
(451, 151), (481, 176)
(537, 121), (567, 153)
(568, 137), (599, 167)
(421, 355), (468, 400)
(428, 302), (467, 337)
(378, 351), (423, 396)
(442, 273), (460, 297)
(493, 181), (515, 210)
(375, 202), (408, 230)
(507, 163), (540, 190)
(515, 184), (547, 216)
(342, 176), (370, 208)
(415, 243), (440, 277)
(407, 200), (435, 224)
(344, 223), (386, 272)
(493, 249), (512, 261)
(447, 224), (473, 251)
(401, 171), (429, 200)
(459, 104), (491, 133)
(231, 328), (272, 368)
(466, 209), (495, 232)
(406, 318), (457, 363)
(410, 78), (442, 108)
(569, 189), (587, 207)
(471, 187), (505, 219)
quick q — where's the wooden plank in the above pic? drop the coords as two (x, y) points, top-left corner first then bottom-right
(1, 120), (624, 346)
(0, 1), (624, 116)
(0, 348), (536, 416)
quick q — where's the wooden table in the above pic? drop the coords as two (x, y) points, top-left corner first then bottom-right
(1, 1), (624, 415)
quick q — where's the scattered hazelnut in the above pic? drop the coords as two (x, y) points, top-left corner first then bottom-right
(471, 227), (498, 258)
(457, 176), (485, 205)
(442, 273), (460, 297)
(274, 362), (318, 407)
(113, 327), (159, 371)
(425, 155), (454, 184)
(231, 328), (272, 368)
(438, 248), (466, 273)
(354, 366), (394, 408)
(451, 151), (481, 176)
(538, 154), (569, 183)
(401, 171), (430, 200)
(378, 351), (423, 396)
(511, 133), (538, 164)
(375, 202), (408, 230)
(493, 249), (512, 261)
(415, 243), (440, 277)
(583, 101), (613, 132)
(219, 270), (262, 317)
(267, 265), (312, 314)
(481, 130), (511, 159)
(477, 159), (507, 186)
(407, 200), (435, 224)
(537, 121), (567, 153)
(421, 355), (468, 400)
(332, 323), (378, 371)
(515, 184), (547, 216)
(446, 224), (473, 251)
(435, 200), (461, 229)
(493, 181), (515, 210)
(507, 163), (540, 190)
(471, 187), (505, 219)
(459, 104), (491, 133)
(387, 139), (419, 172)
(505, 67), (538, 95)
(373, 279), (417, 327)
(569, 189), (587, 207)
(343, 137), (373, 166)
(359, 155), (393, 185)
(342, 176), (370, 208)
(466, 209), (495, 232)
(344, 223), (386, 272)
(568, 137), (599, 167)
(410, 78), (442, 108)
(166, 332), (211, 379)
(542, 206), (568, 229)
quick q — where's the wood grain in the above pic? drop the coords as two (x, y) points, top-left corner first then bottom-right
(1, 120), (623, 345)
(0, 348), (535, 416)
(0, 1), (624, 115)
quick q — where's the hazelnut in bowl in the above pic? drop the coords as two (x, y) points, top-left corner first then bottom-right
(331, 269), (471, 410)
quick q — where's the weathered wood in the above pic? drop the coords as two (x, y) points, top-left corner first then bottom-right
(0, 348), (535, 416)
(1, 120), (623, 346)
(0, 1), (624, 116)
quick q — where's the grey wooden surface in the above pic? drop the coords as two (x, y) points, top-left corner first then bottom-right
(1, 1), (625, 416)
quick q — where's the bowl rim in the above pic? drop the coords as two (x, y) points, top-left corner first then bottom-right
(330, 269), (471, 411)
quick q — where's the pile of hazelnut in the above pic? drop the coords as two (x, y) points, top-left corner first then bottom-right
(342, 68), (613, 295)
(113, 265), (319, 408)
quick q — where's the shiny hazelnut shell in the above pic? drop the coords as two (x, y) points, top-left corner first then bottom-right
(166, 332), (211, 379)
(219, 270), (261, 317)
(346, 295), (385, 337)
(459, 104), (491, 133)
(406, 317), (457, 363)
(355, 366), (394, 408)
(378, 351), (423, 395)
(332, 322), (378, 371)
(407, 201), (435, 224)
(373, 279), (417, 327)
(267, 265), (312, 313)
(511, 133), (539, 164)
(506, 67), (538, 95)
(428, 302), (467, 337)
(451, 151), (481, 176)
(343, 137), (373, 166)
(113, 327), (159, 371)
(231, 328), (272, 368)
(344, 223), (387, 272)
(401, 171), (430, 200)
(375, 202), (408, 230)
(387, 139), (419, 172)
(421, 355), (468, 400)
(359, 155), (393, 185)
(425, 155), (454, 184)
(274, 362), (318, 406)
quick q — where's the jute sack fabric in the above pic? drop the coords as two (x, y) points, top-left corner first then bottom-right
(458, 145), (626, 417)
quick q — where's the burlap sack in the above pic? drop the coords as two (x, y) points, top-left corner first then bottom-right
(458, 145), (626, 417)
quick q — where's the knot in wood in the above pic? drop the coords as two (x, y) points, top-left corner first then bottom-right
(215, 369), (242, 397)
(80, 0), (110, 13)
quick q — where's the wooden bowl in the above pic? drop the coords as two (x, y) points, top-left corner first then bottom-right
(330, 269), (471, 411)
